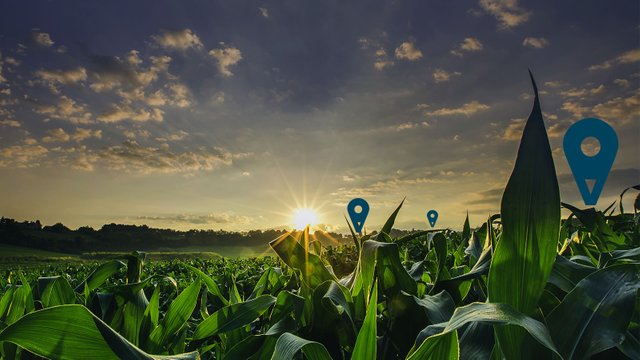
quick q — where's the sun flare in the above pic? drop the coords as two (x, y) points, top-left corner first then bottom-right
(292, 208), (319, 230)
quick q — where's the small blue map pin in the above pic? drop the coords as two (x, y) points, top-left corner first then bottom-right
(563, 118), (618, 206)
(347, 198), (369, 233)
(426, 210), (438, 228)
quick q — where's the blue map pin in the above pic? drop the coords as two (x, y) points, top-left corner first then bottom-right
(563, 118), (618, 206)
(426, 210), (438, 228)
(347, 198), (369, 233)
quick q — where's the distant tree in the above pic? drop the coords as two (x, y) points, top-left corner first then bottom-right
(44, 222), (71, 233)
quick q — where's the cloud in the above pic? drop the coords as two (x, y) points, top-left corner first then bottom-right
(522, 37), (549, 49)
(32, 30), (54, 47)
(544, 81), (564, 87)
(151, 29), (203, 51)
(425, 101), (490, 117)
(167, 83), (192, 107)
(97, 104), (164, 123)
(614, 79), (629, 88)
(42, 128), (70, 142)
(42, 128), (102, 143)
(450, 38), (483, 56)
(156, 130), (189, 142)
(34, 67), (87, 92)
(209, 46), (243, 77)
(35, 96), (93, 124)
(560, 85), (605, 98)
(433, 68), (462, 83)
(394, 41), (423, 61)
(592, 91), (640, 125)
(0, 119), (20, 127)
(501, 118), (525, 141)
(467, 187), (503, 206)
(372, 49), (395, 70)
(135, 212), (253, 225)
(589, 49), (640, 71)
(97, 141), (249, 173)
(365, 121), (430, 134)
(561, 101), (589, 118)
(90, 54), (171, 92)
(479, 0), (531, 28)
(0, 143), (48, 168)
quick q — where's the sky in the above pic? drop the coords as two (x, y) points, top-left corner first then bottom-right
(0, 0), (638, 233)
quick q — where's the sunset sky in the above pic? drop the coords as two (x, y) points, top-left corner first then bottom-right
(0, 0), (638, 232)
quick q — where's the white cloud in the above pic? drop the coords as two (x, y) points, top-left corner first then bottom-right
(450, 38), (483, 56)
(589, 49), (640, 71)
(479, 0), (531, 28)
(151, 29), (203, 51)
(34, 67), (87, 89)
(35, 96), (93, 124)
(97, 104), (163, 123)
(522, 37), (549, 49)
(135, 212), (253, 225)
(425, 101), (490, 117)
(560, 85), (605, 98)
(0, 143), (48, 168)
(43, 128), (71, 142)
(0, 119), (20, 127)
(32, 30), (54, 47)
(209, 46), (243, 77)
(394, 41), (423, 61)
(614, 79), (630, 88)
(90, 55), (171, 92)
(592, 91), (640, 125)
(501, 118), (525, 141)
(156, 130), (189, 142)
(561, 101), (589, 118)
(96, 141), (249, 173)
(71, 128), (102, 142)
(167, 83), (192, 107)
(374, 59), (394, 71)
(433, 68), (462, 83)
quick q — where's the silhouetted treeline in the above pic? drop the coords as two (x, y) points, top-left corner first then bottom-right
(0, 217), (352, 254)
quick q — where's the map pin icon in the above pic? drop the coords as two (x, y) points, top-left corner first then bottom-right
(347, 198), (369, 233)
(426, 210), (438, 228)
(563, 118), (618, 206)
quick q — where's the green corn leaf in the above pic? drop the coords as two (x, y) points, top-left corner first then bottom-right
(38, 276), (76, 308)
(487, 72), (560, 359)
(352, 282), (377, 360)
(380, 198), (405, 236)
(546, 264), (640, 359)
(270, 332), (332, 360)
(409, 302), (561, 359)
(0, 304), (199, 360)
(358, 240), (417, 301)
(548, 255), (595, 293)
(406, 330), (458, 360)
(122, 289), (149, 346)
(270, 233), (336, 289)
(149, 279), (201, 348)
(76, 260), (125, 293)
(183, 264), (229, 306)
(192, 295), (276, 340)
(562, 203), (625, 252)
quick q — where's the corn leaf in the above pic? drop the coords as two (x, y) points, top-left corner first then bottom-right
(487, 72), (560, 359)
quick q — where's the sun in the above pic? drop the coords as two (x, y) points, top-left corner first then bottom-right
(292, 208), (319, 230)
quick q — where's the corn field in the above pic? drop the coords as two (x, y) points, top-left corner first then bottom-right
(0, 77), (639, 359)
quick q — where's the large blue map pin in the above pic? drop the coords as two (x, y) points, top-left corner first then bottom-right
(347, 198), (369, 233)
(563, 118), (618, 206)
(426, 210), (438, 228)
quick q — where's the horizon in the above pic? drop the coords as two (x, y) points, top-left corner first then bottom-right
(0, 1), (638, 233)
